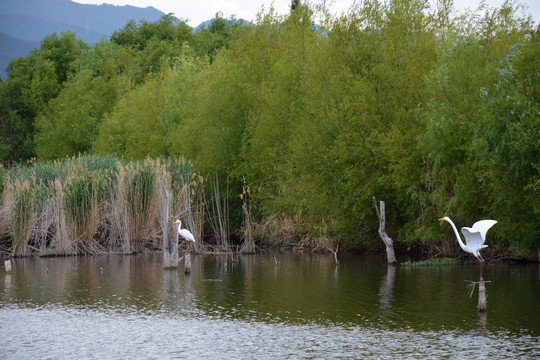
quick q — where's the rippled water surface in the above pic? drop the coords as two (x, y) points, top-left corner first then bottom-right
(1, 253), (538, 359)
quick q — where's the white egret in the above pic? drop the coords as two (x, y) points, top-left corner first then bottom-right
(438, 217), (496, 262)
(172, 219), (196, 252)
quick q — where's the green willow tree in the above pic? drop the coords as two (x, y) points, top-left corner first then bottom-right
(190, 12), (245, 62)
(35, 41), (133, 159)
(35, 17), (193, 160)
(421, 1), (537, 252)
(482, 25), (540, 254)
(254, 0), (438, 239)
(110, 14), (192, 51)
(240, 4), (316, 216)
(0, 32), (88, 163)
(94, 55), (196, 158)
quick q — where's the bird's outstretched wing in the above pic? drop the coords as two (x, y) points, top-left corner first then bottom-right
(471, 220), (497, 241)
(461, 227), (486, 251)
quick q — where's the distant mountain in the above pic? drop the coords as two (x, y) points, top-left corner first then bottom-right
(0, 0), (167, 77)
(0, 0), (166, 39)
(0, 13), (106, 44)
(0, 31), (39, 71)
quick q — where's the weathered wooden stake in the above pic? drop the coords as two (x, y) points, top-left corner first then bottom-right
(477, 262), (487, 312)
(4, 259), (12, 273)
(373, 197), (397, 265)
(184, 253), (191, 274)
(162, 188), (178, 269)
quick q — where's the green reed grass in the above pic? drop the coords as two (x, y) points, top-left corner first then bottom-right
(9, 180), (48, 256)
(401, 257), (457, 267)
(0, 165), (6, 195)
(64, 176), (98, 243)
(112, 159), (161, 252)
(11, 183), (34, 256)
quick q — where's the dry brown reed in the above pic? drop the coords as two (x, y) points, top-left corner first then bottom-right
(0, 155), (207, 257)
(248, 213), (317, 250)
(114, 159), (160, 252)
(46, 178), (77, 255)
(239, 177), (255, 254)
(0, 187), (12, 251)
(205, 176), (230, 252)
(7, 179), (38, 256)
(63, 167), (99, 248)
(169, 160), (205, 253)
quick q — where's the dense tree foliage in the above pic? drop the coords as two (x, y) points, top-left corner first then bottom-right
(0, 3), (538, 255)
(0, 32), (88, 162)
(110, 14), (192, 50)
(190, 12), (246, 62)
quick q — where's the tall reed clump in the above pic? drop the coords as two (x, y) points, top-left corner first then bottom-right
(46, 178), (75, 255)
(6, 160), (61, 256)
(44, 155), (116, 255)
(0, 164), (8, 248)
(167, 157), (205, 253)
(206, 176), (230, 252)
(240, 177), (255, 254)
(0, 154), (210, 257)
(114, 159), (160, 252)
(63, 172), (105, 253)
(6, 179), (47, 256)
(0, 164), (5, 195)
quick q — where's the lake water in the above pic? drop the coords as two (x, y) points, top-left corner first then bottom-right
(1, 253), (538, 359)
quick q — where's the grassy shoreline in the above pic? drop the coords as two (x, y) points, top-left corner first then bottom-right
(1, 155), (538, 262)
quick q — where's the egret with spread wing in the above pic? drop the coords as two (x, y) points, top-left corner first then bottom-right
(173, 219), (196, 252)
(438, 217), (496, 262)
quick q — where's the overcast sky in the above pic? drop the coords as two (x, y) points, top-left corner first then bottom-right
(72, 0), (540, 27)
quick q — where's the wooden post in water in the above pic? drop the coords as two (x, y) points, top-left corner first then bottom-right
(162, 188), (178, 269)
(4, 259), (12, 273)
(184, 234), (192, 274)
(477, 262), (487, 312)
(184, 253), (191, 274)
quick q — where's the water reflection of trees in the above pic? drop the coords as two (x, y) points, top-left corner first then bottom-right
(2, 255), (167, 311)
(193, 253), (348, 323)
(3, 254), (539, 334)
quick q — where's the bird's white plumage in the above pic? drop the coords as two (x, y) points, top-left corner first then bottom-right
(179, 228), (196, 242)
(173, 219), (196, 242)
(460, 227), (488, 256)
(439, 216), (496, 262)
(471, 220), (497, 241)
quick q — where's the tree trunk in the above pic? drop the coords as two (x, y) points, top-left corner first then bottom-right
(373, 197), (397, 265)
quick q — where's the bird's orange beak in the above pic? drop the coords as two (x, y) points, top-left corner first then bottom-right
(438, 218), (444, 221)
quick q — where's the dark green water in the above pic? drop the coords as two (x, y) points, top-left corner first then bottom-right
(1, 253), (538, 359)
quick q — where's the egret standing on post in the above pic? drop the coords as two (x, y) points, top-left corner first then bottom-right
(172, 219), (196, 252)
(438, 217), (496, 262)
